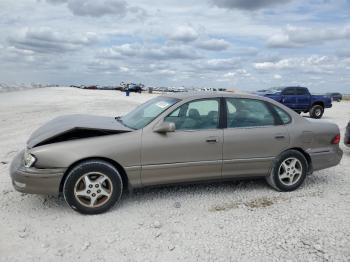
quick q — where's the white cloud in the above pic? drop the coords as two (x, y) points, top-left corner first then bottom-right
(158, 69), (176, 76)
(254, 55), (337, 74)
(267, 25), (350, 48)
(224, 69), (251, 78)
(196, 38), (230, 51)
(86, 60), (134, 75)
(67, 0), (127, 17)
(254, 60), (290, 70)
(8, 27), (97, 53)
(45, 0), (143, 17)
(99, 43), (201, 61)
(273, 74), (282, 79)
(169, 26), (199, 42)
(267, 34), (301, 48)
(210, 0), (294, 10)
(119, 66), (129, 72)
(197, 58), (241, 71)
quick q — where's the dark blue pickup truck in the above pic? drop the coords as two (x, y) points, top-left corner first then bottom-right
(256, 86), (332, 119)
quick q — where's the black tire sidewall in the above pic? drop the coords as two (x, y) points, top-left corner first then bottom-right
(310, 105), (324, 119)
(63, 161), (123, 214)
(272, 150), (308, 192)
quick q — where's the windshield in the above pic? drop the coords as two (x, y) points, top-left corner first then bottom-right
(121, 96), (180, 129)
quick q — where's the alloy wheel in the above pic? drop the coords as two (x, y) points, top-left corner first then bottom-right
(315, 108), (322, 117)
(74, 172), (113, 208)
(278, 157), (303, 186)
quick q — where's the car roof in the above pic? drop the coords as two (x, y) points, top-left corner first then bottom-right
(161, 91), (298, 114)
(162, 91), (271, 101)
(157, 91), (303, 124)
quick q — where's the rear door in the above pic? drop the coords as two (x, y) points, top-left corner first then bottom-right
(295, 87), (310, 110)
(223, 98), (290, 178)
(281, 87), (297, 109)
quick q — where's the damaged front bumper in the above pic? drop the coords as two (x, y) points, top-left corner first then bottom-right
(10, 150), (65, 195)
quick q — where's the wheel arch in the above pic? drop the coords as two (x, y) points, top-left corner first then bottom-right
(283, 147), (313, 174)
(59, 157), (129, 193)
(311, 101), (324, 108)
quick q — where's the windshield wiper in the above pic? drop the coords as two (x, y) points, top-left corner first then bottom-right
(114, 116), (136, 130)
(115, 116), (124, 125)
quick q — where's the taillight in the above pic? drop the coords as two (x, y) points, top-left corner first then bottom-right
(332, 134), (340, 144)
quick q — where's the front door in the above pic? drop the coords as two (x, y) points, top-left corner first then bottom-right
(281, 87), (297, 109)
(295, 87), (310, 111)
(223, 98), (290, 178)
(141, 98), (223, 186)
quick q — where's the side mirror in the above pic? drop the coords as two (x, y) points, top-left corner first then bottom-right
(154, 122), (176, 133)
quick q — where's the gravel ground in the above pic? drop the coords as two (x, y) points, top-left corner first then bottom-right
(0, 87), (349, 262)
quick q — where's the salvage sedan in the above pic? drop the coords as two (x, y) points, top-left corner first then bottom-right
(10, 93), (343, 214)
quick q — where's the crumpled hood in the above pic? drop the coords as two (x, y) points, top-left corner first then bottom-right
(27, 114), (132, 149)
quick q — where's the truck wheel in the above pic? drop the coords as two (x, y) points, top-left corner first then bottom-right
(309, 105), (324, 119)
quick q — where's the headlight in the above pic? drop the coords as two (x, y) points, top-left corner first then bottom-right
(24, 150), (36, 168)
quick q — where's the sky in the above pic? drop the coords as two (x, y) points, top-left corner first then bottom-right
(0, 0), (350, 92)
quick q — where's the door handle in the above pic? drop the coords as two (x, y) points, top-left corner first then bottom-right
(206, 137), (218, 143)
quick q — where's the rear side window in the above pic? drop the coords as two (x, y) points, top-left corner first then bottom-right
(282, 87), (296, 95)
(226, 98), (275, 128)
(272, 105), (291, 124)
(296, 88), (308, 95)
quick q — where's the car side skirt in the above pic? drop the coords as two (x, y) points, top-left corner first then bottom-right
(222, 157), (275, 178)
(140, 160), (222, 186)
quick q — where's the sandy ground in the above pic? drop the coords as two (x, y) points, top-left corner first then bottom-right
(0, 87), (349, 262)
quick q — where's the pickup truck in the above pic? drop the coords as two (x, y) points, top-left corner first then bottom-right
(326, 92), (343, 102)
(257, 86), (332, 119)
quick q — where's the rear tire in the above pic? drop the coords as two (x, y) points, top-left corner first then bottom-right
(266, 150), (308, 192)
(63, 160), (123, 214)
(309, 104), (324, 119)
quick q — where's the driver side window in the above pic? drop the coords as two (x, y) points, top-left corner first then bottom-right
(164, 99), (220, 130)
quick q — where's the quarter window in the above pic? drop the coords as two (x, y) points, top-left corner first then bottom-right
(164, 99), (220, 130)
(272, 105), (291, 124)
(226, 98), (275, 128)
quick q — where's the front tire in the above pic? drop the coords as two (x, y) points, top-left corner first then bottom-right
(309, 104), (324, 119)
(63, 160), (123, 214)
(266, 150), (308, 192)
